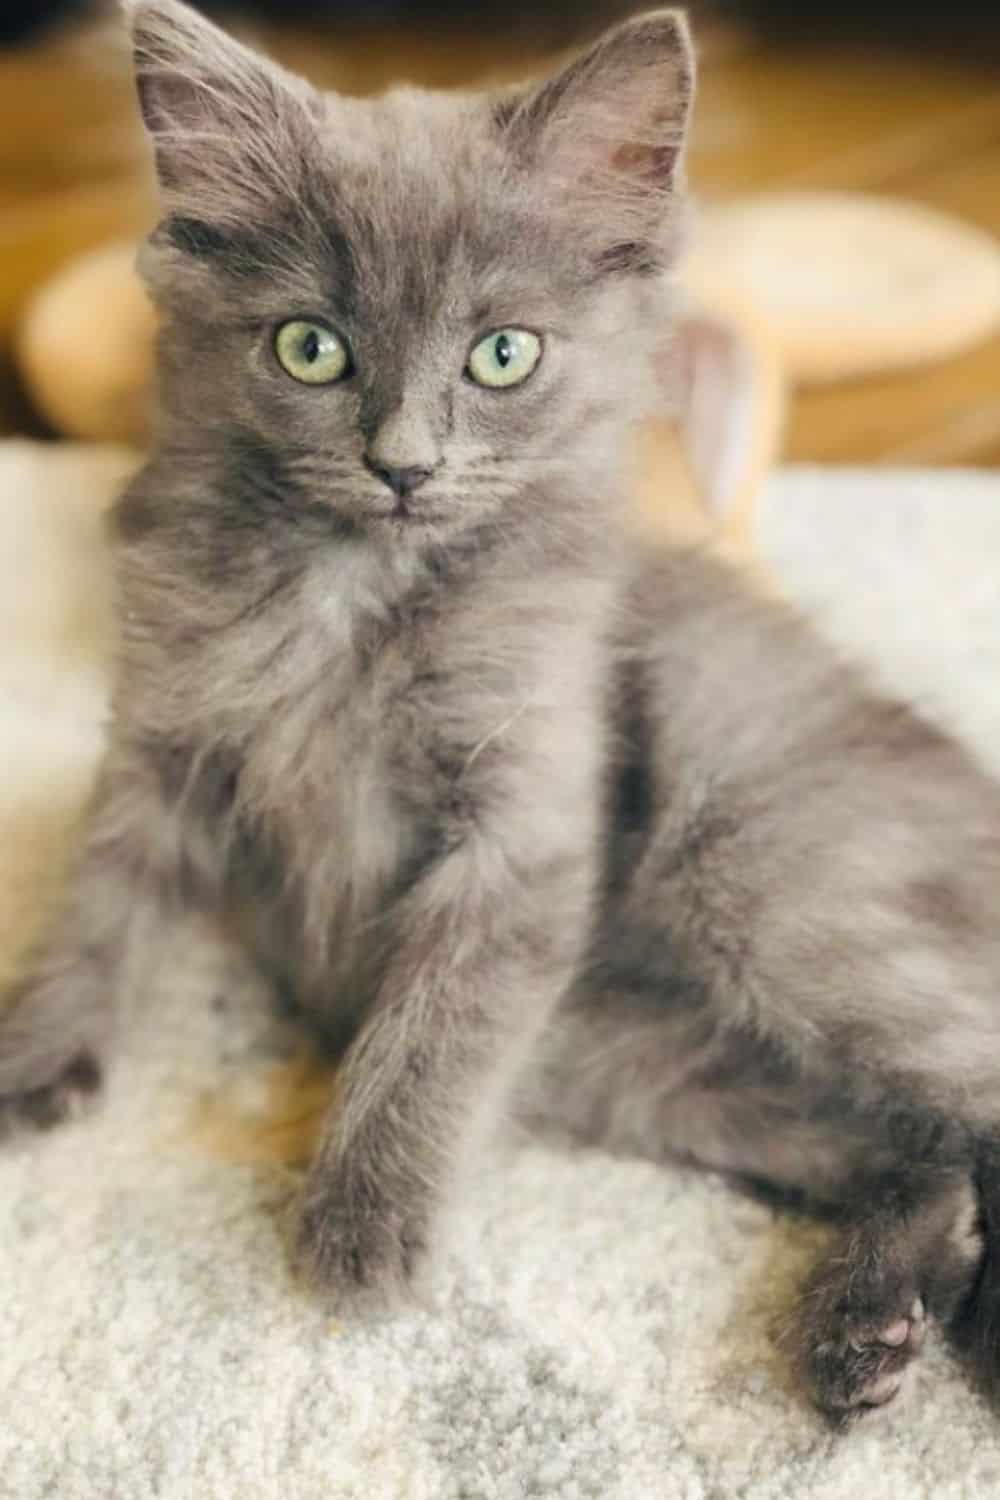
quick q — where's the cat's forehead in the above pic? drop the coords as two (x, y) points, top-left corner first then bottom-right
(295, 86), (571, 320)
(320, 86), (487, 175)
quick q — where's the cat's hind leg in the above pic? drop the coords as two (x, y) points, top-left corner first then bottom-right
(530, 999), (985, 1423)
(789, 1168), (982, 1424)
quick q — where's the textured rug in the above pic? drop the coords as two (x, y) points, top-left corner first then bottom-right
(3, 441), (1000, 1499)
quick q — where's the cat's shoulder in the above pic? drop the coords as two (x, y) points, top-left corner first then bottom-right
(622, 538), (792, 639)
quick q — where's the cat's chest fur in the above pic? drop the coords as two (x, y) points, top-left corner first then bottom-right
(202, 539), (559, 1020)
(121, 508), (614, 1029)
(222, 566), (450, 1006)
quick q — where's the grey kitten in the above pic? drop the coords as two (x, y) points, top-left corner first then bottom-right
(3, 0), (1000, 1427)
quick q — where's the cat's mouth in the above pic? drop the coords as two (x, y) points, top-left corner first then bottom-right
(360, 481), (449, 532)
(371, 496), (442, 531)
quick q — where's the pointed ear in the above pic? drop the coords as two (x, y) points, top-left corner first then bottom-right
(127, 0), (320, 226)
(496, 10), (694, 272)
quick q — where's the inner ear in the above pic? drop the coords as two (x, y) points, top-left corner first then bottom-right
(612, 137), (685, 192)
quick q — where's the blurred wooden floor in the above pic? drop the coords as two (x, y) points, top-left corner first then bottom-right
(0, 11), (998, 463)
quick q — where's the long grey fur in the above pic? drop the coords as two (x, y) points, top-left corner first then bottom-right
(3, 0), (1000, 1425)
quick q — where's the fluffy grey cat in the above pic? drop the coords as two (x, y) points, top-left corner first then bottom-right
(3, 0), (1000, 1426)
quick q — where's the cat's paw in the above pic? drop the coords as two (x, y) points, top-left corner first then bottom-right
(794, 1276), (927, 1425)
(292, 1169), (432, 1317)
(0, 1049), (104, 1141)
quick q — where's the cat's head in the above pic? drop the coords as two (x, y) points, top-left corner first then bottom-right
(129, 0), (693, 547)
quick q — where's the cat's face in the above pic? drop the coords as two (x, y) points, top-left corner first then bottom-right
(132, 0), (693, 548)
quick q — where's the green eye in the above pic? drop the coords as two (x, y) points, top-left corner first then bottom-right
(467, 328), (542, 389)
(274, 320), (351, 384)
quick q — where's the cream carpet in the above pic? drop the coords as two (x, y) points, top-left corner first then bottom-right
(3, 440), (1000, 1498)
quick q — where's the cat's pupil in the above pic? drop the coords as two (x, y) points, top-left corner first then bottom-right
(303, 329), (320, 363)
(495, 334), (512, 368)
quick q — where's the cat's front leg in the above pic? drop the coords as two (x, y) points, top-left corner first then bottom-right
(294, 836), (593, 1311)
(0, 744), (215, 1136)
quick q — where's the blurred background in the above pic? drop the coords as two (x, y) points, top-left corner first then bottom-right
(1, 0), (998, 466)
